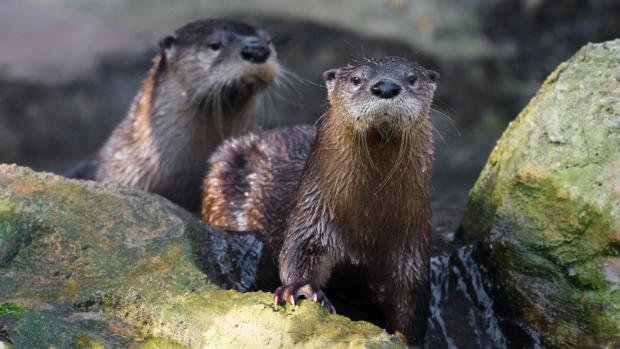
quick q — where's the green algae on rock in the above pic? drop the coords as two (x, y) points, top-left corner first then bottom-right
(0, 164), (400, 348)
(461, 40), (620, 348)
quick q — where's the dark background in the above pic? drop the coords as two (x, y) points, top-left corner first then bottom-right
(1, 0), (619, 232)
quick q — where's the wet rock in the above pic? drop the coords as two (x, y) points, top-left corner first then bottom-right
(461, 40), (620, 348)
(0, 164), (398, 348)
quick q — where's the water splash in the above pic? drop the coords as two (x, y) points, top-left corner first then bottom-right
(426, 245), (509, 349)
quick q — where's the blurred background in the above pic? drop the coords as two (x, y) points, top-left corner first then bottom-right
(1, 0), (619, 226)
(2, 2), (619, 346)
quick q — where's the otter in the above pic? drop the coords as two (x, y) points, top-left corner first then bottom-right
(201, 57), (438, 345)
(67, 19), (279, 212)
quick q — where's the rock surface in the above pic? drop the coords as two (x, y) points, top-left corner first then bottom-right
(461, 40), (620, 348)
(0, 164), (399, 348)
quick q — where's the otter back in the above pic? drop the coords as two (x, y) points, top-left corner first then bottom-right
(202, 125), (315, 252)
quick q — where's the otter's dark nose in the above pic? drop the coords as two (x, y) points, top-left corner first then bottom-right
(241, 40), (271, 63)
(371, 80), (401, 99)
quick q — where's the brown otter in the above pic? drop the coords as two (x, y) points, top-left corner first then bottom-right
(66, 19), (279, 212)
(201, 56), (438, 345)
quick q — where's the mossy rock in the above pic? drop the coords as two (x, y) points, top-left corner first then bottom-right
(0, 164), (399, 348)
(461, 40), (620, 348)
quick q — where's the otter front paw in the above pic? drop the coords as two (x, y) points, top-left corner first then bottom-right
(273, 283), (336, 313)
(393, 331), (411, 346)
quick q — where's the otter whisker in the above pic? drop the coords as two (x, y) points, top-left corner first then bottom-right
(270, 86), (304, 107)
(278, 67), (309, 91)
(256, 92), (269, 125)
(353, 131), (373, 173)
(431, 106), (460, 136)
(374, 125), (408, 193)
(281, 66), (324, 90)
(429, 119), (450, 150)
(212, 82), (226, 141)
(271, 69), (306, 108)
(192, 80), (224, 139)
(257, 66), (312, 126)
(257, 85), (280, 126)
(358, 130), (379, 173)
(238, 89), (258, 134)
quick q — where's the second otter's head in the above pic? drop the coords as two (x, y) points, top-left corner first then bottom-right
(158, 19), (279, 109)
(323, 57), (438, 133)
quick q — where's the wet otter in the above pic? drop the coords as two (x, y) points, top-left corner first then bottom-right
(67, 19), (279, 212)
(201, 56), (438, 345)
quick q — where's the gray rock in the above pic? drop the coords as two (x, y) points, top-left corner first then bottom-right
(0, 164), (399, 348)
(461, 40), (620, 348)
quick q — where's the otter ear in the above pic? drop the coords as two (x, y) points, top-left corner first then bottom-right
(159, 35), (177, 62)
(427, 69), (439, 84)
(322, 69), (340, 93)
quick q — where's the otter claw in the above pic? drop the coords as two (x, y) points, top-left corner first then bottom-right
(274, 283), (336, 314)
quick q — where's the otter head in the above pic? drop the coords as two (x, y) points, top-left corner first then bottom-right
(323, 57), (438, 134)
(158, 19), (278, 109)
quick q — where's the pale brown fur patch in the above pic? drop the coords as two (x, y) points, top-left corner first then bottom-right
(132, 55), (159, 150)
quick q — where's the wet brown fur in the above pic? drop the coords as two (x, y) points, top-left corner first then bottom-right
(202, 125), (316, 252)
(67, 20), (276, 212)
(278, 112), (433, 345)
(201, 56), (436, 344)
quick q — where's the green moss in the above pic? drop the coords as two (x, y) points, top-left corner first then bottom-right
(0, 198), (17, 258)
(135, 338), (191, 349)
(484, 175), (620, 345)
(462, 40), (620, 348)
(71, 333), (106, 349)
(570, 259), (609, 290)
(0, 303), (27, 319)
(0, 198), (16, 218)
(0, 307), (111, 349)
(0, 165), (397, 348)
(506, 175), (617, 287)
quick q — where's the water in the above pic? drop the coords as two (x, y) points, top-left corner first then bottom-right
(210, 229), (545, 348)
(425, 244), (545, 349)
(426, 245), (508, 348)
(421, 175), (541, 348)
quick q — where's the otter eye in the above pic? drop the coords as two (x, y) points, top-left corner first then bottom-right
(207, 42), (222, 51)
(350, 76), (362, 85)
(407, 75), (418, 85)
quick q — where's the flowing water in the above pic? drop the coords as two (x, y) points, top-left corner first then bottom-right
(426, 245), (509, 348)
(421, 175), (544, 349)
(424, 244), (546, 349)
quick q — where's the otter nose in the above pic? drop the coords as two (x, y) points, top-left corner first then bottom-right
(370, 80), (401, 99)
(241, 40), (271, 63)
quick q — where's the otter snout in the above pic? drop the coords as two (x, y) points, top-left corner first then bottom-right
(322, 56), (438, 129)
(370, 79), (402, 99)
(241, 39), (271, 63)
